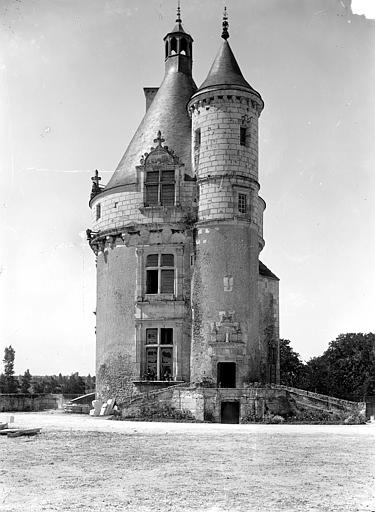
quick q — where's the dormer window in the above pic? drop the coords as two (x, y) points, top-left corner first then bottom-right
(145, 169), (175, 207)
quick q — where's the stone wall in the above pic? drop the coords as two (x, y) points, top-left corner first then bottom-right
(95, 226), (194, 402)
(0, 394), (60, 412)
(120, 385), (366, 423)
(258, 273), (280, 383)
(96, 245), (138, 402)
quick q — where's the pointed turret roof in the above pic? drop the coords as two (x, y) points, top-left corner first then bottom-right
(193, 8), (262, 100)
(198, 39), (255, 93)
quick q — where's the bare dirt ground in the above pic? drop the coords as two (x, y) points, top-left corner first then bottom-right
(1, 412), (375, 512)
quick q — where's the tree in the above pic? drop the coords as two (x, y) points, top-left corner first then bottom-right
(304, 333), (375, 400)
(85, 374), (96, 393)
(0, 373), (6, 393)
(279, 339), (306, 387)
(20, 369), (32, 394)
(2, 345), (18, 393)
(62, 372), (86, 395)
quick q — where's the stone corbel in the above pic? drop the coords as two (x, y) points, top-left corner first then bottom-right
(98, 240), (105, 253)
(106, 236), (115, 250)
(121, 232), (130, 246)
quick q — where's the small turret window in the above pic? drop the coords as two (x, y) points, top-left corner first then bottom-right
(170, 37), (177, 54)
(96, 203), (101, 220)
(180, 38), (188, 55)
(240, 127), (247, 146)
(238, 193), (247, 214)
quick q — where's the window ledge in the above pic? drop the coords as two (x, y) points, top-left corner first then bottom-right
(139, 294), (184, 303)
(133, 380), (185, 385)
(209, 340), (244, 345)
(138, 204), (182, 214)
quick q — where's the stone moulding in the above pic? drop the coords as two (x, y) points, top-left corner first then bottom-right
(188, 90), (264, 117)
(87, 223), (192, 255)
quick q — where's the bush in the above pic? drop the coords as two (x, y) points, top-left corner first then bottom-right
(139, 402), (194, 421)
(267, 414), (285, 424)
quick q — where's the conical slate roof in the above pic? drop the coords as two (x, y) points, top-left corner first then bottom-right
(195, 40), (262, 99)
(105, 63), (196, 191)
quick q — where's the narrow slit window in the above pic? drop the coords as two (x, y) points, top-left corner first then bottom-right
(240, 126), (247, 146)
(96, 203), (101, 220)
(195, 128), (201, 148)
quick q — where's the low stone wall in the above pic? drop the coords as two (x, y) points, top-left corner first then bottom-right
(121, 386), (291, 422)
(270, 385), (366, 417)
(169, 387), (291, 422)
(120, 385), (366, 423)
(0, 394), (60, 412)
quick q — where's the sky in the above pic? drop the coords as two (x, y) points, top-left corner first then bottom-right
(0, 0), (374, 376)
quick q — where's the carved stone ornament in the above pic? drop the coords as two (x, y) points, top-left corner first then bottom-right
(210, 311), (242, 343)
(139, 130), (180, 166)
(90, 169), (104, 200)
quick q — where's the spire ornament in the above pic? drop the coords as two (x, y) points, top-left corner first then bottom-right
(221, 6), (229, 40)
(176, 1), (181, 24)
(154, 130), (165, 147)
(90, 169), (103, 200)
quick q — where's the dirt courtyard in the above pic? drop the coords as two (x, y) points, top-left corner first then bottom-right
(1, 412), (375, 512)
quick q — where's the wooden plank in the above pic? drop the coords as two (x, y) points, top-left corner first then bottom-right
(0, 428), (19, 435)
(7, 428), (41, 438)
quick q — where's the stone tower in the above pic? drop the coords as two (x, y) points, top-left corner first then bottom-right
(88, 9), (279, 404)
(187, 11), (273, 387)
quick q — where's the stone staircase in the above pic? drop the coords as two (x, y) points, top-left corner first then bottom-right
(270, 384), (365, 416)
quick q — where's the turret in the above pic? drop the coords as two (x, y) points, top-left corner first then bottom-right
(188, 10), (268, 387)
(164, 5), (193, 75)
(88, 8), (197, 401)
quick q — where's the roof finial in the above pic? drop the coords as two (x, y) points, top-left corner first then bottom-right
(176, 1), (181, 24)
(154, 130), (165, 147)
(221, 6), (229, 40)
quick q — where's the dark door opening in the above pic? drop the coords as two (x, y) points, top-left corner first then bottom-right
(217, 362), (236, 388)
(221, 401), (240, 424)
